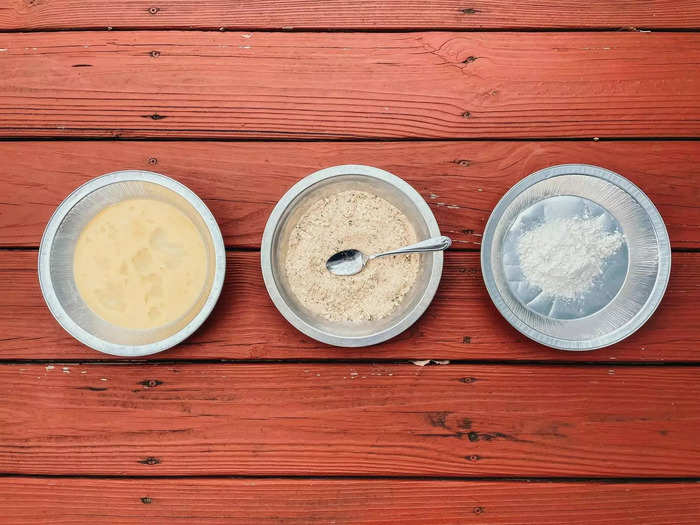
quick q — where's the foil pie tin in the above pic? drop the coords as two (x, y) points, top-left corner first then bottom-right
(38, 170), (226, 357)
(481, 164), (671, 351)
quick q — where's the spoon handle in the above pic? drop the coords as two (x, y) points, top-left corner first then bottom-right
(370, 235), (452, 260)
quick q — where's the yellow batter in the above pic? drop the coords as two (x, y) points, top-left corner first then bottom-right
(73, 198), (208, 330)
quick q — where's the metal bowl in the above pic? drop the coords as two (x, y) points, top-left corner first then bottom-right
(481, 164), (671, 351)
(38, 170), (226, 357)
(261, 165), (444, 347)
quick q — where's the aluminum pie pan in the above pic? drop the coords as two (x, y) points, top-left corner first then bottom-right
(481, 164), (671, 351)
(261, 164), (444, 347)
(38, 170), (226, 357)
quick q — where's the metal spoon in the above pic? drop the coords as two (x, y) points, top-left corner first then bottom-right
(325, 235), (452, 276)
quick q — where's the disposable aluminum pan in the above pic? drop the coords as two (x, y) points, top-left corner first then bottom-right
(481, 164), (671, 351)
(38, 170), (226, 357)
(261, 164), (444, 347)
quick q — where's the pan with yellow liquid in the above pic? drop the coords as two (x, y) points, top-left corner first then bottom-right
(38, 170), (225, 357)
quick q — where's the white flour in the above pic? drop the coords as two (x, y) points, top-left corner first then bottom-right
(517, 216), (624, 300)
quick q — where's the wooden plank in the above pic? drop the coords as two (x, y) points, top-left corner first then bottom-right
(2, 1), (700, 30)
(1, 32), (699, 139)
(0, 251), (696, 362)
(1, 141), (698, 249)
(1, 363), (699, 476)
(2, 478), (700, 525)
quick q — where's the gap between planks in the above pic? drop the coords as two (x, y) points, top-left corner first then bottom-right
(2, 28), (700, 34)
(3, 137), (700, 142)
(3, 247), (698, 253)
(2, 473), (700, 482)
(4, 360), (700, 366)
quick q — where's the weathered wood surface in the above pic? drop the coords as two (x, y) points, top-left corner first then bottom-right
(0, 250), (696, 362)
(1, 32), (699, 139)
(2, 0), (699, 30)
(2, 477), (700, 524)
(1, 141), (698, 249)
(1, 363), (699, 477)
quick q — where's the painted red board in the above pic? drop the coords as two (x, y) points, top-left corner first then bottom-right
(0, 141), (698, 249)
(2, 477), (700, 524)
(2, 1), (700, 30)
(0, 251), (694, 361)
(1, 32), (700, 139)
(1, 363), (698, 476)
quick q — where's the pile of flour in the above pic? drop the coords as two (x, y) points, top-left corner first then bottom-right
(285, 190), (419, 322)
(517, 216), (624, 300)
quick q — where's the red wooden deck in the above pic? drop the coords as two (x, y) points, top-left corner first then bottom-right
(1, 2), (700, 523)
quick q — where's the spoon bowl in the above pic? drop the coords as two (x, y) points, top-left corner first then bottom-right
(326, 236), (452, 276)
(326, 249), (367, 276)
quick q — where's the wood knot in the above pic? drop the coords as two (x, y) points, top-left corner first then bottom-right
(462, 336), (472, 344)
(473, 506), (484, 514)
(455, 159), (470, 167)
(148, 157), (158, 165)
(150, 50), (161, 58)
(426, 411), (451, 429)
(138, 457), (161, 465)
(147, 6), (160, 14)
(462, 111), (471, 118)
(467, 454), (480, 462)
(150, 113), (166, 120)
(461, 8), (479, 14)
(462, 56), (478, 64)
(467, 431), (479, 442)
(141, 497), (152, 504)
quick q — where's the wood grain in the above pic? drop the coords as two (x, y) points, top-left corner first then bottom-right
(2, 1), (700, 30)
(1, 32), (699, 139)
(2, 477), (700, 524)
(1, 141), (698, 249)
(1, 363), (699, 476)
(1, 251), (695, 362)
